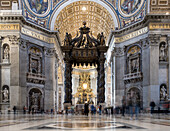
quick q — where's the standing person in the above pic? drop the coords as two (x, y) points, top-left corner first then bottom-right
(23, 106), (26, 114)
(32, 107), (34, 115)
(150, 100), (156, 115)
(122, 96), (126, 117)
(65, 107), (68, 115)
(99, 105), (102, 115)
(135, 98), (140, 120)
(128, 97), (133, 119)
(51, 108), (53, 114)
(84, 102), (89, 116)
(13, 106), (16, 114)
(91, 104), (94, 115)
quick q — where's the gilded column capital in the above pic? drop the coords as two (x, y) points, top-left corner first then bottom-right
(7, 35), (20, 45)
(148, 34), (161, 46)
(44, 47), (55, 57)
(113, 47), (125, 56)
(19, 39), (28, 50)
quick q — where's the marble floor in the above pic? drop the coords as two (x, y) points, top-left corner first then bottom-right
(0, 114), (169, 131)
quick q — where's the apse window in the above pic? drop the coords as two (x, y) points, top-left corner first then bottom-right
(1, 1), (10, 6)
(83, 83), (87, 89)
(158, 0), (168, 5)
(82, 7), (87, 11)
(151, 0), (157, 5)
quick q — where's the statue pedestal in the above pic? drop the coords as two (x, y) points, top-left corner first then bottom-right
(63, 103), (71, 109)
(3, 59), (9, 63)
(0, 103), (10, 114)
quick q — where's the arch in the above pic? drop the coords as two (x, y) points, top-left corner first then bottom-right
(126, 86), (143, 107)
(28, 88), (43, 112)
(50, 0), (119, 31)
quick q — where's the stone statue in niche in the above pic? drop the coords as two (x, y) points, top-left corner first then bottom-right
(2, 88), (9, 102)
(159, 43), (167, 61)
(31, 92), (40, 106)
(160, 85), (168, 101)
(130, 58), (139, 73)
(30, 92), (41, 111)
(3, 46), (9, 59)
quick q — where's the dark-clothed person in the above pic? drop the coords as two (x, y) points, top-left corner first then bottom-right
(122, 96), (126, 116)
(84, 102), (89, 116)
(99, 105), (102, 115)
(150, 100), (156, 114)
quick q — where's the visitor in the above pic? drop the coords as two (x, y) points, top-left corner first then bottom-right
(23, 106), (26, 114)
(84, 101), (89, 116)
(94, 106), (96, 114)
(122, 96), (126, 117)
(75, 105), (78, 115)
(91, 104), (94, 115)
(13, 106), (16, 114)
(135, 99), (140, 120)
(65, 107), (68, 115)
(128, 97), (133, 119)
(150, 100), (156, 115)
(99, 105), (102, 115)
(32, 107), (34, 115)
(51, 108), (53, 114)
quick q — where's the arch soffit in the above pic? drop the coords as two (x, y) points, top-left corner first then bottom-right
(126, 44), (142, 55)
(28, 87), (44, 95)
(50, 0), (120, 31)
(127, 86), (143, 92)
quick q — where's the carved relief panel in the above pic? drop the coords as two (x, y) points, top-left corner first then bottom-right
(124, 45), (143, 84)
(28, 46), (43, 74)
(126, 45), (141, 74)
(27, 45), (45, 84)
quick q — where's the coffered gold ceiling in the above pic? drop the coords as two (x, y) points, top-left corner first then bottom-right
(54, 1), (114, 44)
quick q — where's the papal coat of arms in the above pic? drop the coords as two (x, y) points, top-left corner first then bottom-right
(121, 0), (141, 14)
(27, 0), (48, 14)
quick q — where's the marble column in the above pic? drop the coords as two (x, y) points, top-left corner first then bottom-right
(149, 34), (160, 105)
(64, 60), (72, 104)
(167, 36), (170, 98)
(97, 63), (100, 104)
(98, 52), (105, 104)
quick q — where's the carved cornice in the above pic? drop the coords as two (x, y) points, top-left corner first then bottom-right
(112, 14), (170, 36)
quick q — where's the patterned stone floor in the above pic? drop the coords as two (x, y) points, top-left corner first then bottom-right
(0, 114), (169, 131)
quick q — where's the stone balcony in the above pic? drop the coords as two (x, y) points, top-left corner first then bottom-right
(123, 72), (143, 84)
(26, 72), (45, 85)
(0, 10), (22, 16)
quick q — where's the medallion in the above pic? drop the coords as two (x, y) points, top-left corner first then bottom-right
(120, 0), (142, 14)
(27, 0), (48, 14)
